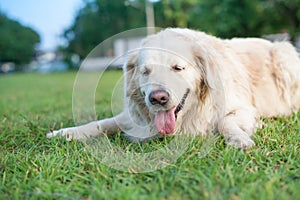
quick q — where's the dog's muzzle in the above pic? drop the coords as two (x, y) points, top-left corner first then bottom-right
(153, 88), (190, 134)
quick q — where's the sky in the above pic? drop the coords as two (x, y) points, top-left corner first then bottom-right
(0, 0), (84, 51)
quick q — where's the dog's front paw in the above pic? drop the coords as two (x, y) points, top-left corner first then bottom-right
(46, 127), (87, 141)
(226, 134), (255, 149)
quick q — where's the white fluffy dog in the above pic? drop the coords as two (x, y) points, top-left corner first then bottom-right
(47, 28), (300, 149)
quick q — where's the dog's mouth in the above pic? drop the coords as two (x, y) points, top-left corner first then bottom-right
(154, 89), (190, 134)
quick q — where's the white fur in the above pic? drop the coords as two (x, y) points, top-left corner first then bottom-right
(47, 28), (300, 149)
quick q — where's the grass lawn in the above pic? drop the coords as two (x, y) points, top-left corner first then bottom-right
(0, 71), (300, 200)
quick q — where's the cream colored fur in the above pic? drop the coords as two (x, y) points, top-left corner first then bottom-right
(47, 28), (300, 149)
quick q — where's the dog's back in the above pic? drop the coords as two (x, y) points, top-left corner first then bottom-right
(224, 38), (300, 117)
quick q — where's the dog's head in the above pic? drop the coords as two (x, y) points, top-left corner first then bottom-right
(124, 30), (220, 135)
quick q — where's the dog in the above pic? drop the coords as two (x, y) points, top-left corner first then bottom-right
(47, 28), (300, 149)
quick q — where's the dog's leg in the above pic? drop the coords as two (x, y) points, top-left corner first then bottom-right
(218, 108), (258, 149)
(46, 112), (129, 141)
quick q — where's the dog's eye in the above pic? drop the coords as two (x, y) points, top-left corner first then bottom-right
(172, 65), (185, 71)
(141, 68), (150, 76)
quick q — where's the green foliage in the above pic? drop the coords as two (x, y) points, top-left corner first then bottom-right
(189, 0), (268, 38)
(0, 71), (300, 199)
(0, 12), (40, 65)
(154, 0), (198, 27)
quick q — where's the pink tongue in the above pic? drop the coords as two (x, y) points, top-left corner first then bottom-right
(154, 108), (176, 134)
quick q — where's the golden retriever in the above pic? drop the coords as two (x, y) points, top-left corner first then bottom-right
(47, 28), (300, 149)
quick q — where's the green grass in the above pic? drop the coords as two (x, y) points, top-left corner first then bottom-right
(0, 71), (300, 200)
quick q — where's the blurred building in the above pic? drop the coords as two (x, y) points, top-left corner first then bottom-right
(81, 37), (144, 71)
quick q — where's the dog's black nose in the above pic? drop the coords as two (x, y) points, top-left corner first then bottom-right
(149, 90), (169, 106)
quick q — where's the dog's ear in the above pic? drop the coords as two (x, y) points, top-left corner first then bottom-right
(193, 43), (220, 90)
(123, 52), (138, 97)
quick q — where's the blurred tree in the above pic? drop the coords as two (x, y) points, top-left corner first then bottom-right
(154, 0), (198, 27)
(63, 0), (146, 59)
(191, 0), (271, 38)
(155, 0), (300, 38)
(155, 0), (281, 38)
(264, 0), (300, 39)
(0, 12), (40, 66)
